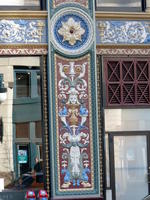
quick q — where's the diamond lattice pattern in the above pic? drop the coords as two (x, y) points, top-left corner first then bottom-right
(105, 59), (150, 106)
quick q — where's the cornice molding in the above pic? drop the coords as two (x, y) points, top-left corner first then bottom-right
(95, 11), (150, 20)
(1, 11), (150, 20)
(0, 11), (47, 19)
(1, 11), (149, 20)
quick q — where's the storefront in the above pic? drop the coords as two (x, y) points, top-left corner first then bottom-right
(95, 0), (150, 196)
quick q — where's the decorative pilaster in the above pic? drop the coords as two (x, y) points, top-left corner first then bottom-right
(47, 0), (101, 199)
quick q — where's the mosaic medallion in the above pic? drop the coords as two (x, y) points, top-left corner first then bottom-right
(51, 8), (94, 55)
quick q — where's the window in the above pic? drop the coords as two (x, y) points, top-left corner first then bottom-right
(16, 72), (31, 98)
(0, 57), (44, 194)
(16, 122), (29, 138)
(96, 0), (144, 12)
(104, 58), (150, 106)
(0, 0), (40, 6)
(0, 0), (46, 10)
(15, 68), (40, 99)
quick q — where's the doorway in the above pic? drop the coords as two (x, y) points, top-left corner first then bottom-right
(109, 133), (150, 200)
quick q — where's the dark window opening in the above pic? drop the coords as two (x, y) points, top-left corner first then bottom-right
(16, 72), (31, 98)
(15, 68), (40, 99)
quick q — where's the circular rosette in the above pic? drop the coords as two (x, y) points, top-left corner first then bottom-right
(50, 8), (94, 55)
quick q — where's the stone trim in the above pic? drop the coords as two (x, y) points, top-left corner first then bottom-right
(0, 48), (47, 55)
(96, 47), (150, 55)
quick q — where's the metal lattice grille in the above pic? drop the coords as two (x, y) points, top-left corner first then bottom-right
(104, 59), (150, 106)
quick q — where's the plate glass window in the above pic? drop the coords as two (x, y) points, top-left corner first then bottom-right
(16, 72), (31, 98)
(0, 0), (40, 6)
(96, 0), (142, 11)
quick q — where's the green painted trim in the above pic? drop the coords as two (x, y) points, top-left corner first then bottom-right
(13, 97), (41, 105)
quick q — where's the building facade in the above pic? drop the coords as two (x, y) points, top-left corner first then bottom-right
(0, 1), (150, 200)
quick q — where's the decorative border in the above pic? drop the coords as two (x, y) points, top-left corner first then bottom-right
(50, 7), (94, 55)
(96, 20), (150, 45)
(0, 46), (47, 55)
(41, 56), (50, 196)
(96, 47), (150, 55)
(53, 0), (88, 8)
(0, 19), (47, 44)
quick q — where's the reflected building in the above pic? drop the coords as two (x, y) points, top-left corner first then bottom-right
(0, 57), (43, 188)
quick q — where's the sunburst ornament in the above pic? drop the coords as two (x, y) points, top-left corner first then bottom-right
(58, 17), (85, 46)
(51, 8), (94, 55)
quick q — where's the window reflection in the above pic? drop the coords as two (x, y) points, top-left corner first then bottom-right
(114, 136), (148, 200)
(16, 123), (29, 138)
(0, 0), (40, 6)
(105, 134), (110, 187)
(97, 0), (141, 7)
(96, 0), (142, 11)
(37, 73), (41, 97)
(16, 72), (30, 98)
(0, 59), (43, 192)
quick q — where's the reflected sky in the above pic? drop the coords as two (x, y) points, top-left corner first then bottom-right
(0, 0), (40, 6)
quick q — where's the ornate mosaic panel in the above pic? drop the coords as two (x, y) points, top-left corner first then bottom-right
(55, 54), (94, 191)
(96, 20), (150, 44)
(0, 19), (47, 44)
(53, 0), (88, 8)
(48, 0), (100, 198)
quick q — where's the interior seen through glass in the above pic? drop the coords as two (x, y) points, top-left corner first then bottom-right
(114, 135), (148, 200)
